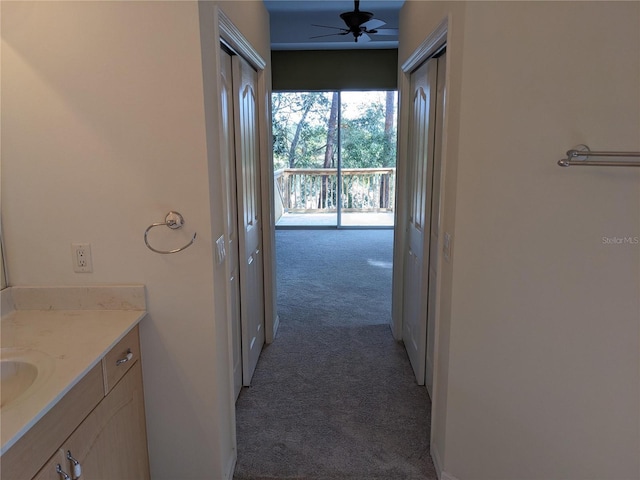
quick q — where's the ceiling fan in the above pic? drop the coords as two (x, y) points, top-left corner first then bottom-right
(311, 0), (399, 43)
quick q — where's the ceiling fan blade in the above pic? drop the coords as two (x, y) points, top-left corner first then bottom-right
(369, 28), (398, 36)
(358, 33), (371, 43)
(362, 18), (386, 30)
(310, 32), (350, 39)
(312, 23), (349, 31)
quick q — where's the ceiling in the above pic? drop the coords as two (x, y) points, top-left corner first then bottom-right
(264, 1), (405, 50)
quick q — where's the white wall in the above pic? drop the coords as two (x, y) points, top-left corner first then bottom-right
(1, 1), (271, 478)
(399, 2), (640, 479)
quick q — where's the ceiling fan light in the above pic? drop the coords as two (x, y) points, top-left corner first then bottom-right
(340, 10), (374, 29)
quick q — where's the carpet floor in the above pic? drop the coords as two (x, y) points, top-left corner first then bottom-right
(233, 229), (437, 480)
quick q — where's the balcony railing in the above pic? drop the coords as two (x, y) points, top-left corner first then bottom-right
(274, 168), (396, 217)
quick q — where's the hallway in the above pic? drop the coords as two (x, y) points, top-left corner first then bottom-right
(233, 230), (437, 480)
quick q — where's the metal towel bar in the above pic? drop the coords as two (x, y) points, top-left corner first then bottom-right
(558, 145), (640, 167)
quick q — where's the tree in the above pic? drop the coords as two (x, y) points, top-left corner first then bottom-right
(319, 92), (339, 208)
(287, 95), (314, 168)
(271, 92), (331, 170)
(341, 101), (386, 168)
(380, 90), (396, 207)
(382, 90), (396, 168)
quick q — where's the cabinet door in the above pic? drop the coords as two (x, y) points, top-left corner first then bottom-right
(62, 361), (149, 479)
(32, 450), (66, 480)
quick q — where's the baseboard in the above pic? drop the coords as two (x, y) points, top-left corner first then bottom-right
(431, 444), (460, 480)
(431, 444), (444, 479)
(441, 471), (460, 480)
(272, 313), (280, 339)
(224, 451), (237, 480)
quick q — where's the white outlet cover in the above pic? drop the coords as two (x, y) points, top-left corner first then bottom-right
(72, 243), (93, 273)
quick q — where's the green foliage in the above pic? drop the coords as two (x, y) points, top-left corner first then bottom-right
(272, 91), (396, 170)
(342, 102), (388, 168)
(272, 92), (332, 169)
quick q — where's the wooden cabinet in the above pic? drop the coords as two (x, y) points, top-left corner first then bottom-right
(3, 325), (149, 480)
(35, 361), (149, 480)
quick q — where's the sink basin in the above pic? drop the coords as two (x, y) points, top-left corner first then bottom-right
(0, 348), (53, 409)
(1, 360), (38, 407)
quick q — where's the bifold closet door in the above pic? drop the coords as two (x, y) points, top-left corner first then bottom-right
(402, 54), (443, 387)
(425, 52), (446, 396)
(231, 53), (265, 387)
(220, 47), (243, 400)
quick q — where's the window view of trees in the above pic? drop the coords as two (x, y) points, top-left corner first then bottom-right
(272, 90), (397, 227)
(272, 91), (397, 171)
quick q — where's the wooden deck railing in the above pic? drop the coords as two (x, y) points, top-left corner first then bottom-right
(274, 168), (396, 213)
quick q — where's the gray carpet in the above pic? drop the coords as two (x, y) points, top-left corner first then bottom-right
(233, 229), (437, 480)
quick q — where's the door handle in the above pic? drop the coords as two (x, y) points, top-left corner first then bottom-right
(56, 465), (71, 480)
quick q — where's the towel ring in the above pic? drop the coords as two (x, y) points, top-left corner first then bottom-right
(144, 211), (197, 254)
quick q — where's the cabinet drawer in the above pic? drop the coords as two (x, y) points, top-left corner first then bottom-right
(102, 325), (140, 394)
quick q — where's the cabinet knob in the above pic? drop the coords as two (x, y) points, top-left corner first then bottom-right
(56, 464), (71, 480)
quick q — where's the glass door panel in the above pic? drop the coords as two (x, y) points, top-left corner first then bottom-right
(272, 91), (338, 227)
(272, 90), (397, 228)
(339, 91), (397, 227)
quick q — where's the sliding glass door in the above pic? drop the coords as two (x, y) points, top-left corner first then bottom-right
(339, 91), (396, 227)
(272, 91), (338, 227)
(273, 90), (396, 228)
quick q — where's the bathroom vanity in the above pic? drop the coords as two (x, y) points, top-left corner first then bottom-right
(0, 286), (149, 480)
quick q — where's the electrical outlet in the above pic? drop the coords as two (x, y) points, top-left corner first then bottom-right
(72, 243), (93, 273)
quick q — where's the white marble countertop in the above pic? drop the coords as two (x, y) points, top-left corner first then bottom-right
(0, 286), (146, 455)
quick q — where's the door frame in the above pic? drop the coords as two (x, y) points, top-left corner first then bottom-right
(203, 6), (278, 478)
(216, 10), (279, 347)
(391, 13), (449, 468)
(392, 18), (448, 340)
